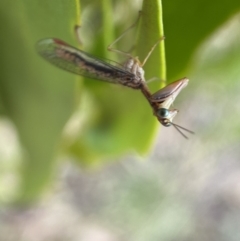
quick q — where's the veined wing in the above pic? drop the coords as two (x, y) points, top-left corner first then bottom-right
(36, 38), (136, 84)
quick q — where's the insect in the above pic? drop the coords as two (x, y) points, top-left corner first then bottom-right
(36, 15), (193, 138)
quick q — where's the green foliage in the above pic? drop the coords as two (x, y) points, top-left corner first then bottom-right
(0, 0), (240, 202)
(68, 0), (165, 166)
(0, 0), (80, 202)
(162, 0), (240, 79)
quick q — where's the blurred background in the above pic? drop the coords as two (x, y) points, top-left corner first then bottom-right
(1, 0), (240, 240)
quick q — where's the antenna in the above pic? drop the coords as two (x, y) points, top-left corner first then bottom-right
(171, 122), (194, 139)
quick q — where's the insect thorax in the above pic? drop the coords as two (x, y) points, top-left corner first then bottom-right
(123, 58), (145, 89)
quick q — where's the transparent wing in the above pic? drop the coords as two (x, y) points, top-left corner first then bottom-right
(36, 38), (135, 84)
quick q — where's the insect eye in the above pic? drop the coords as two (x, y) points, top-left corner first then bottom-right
(157, 108), (169, 118)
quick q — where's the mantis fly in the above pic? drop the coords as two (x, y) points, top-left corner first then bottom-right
(36, 14), (193, 138)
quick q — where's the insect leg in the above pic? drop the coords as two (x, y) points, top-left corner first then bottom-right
(107, 11), (142, 58)
(141, 36), (165, 67)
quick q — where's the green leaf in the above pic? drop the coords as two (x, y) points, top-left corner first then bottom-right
(0, 0), (80, 202)
(68, 0), (165, 166)
(162, 0), (240, 79)
(137, 0), (166, 83)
